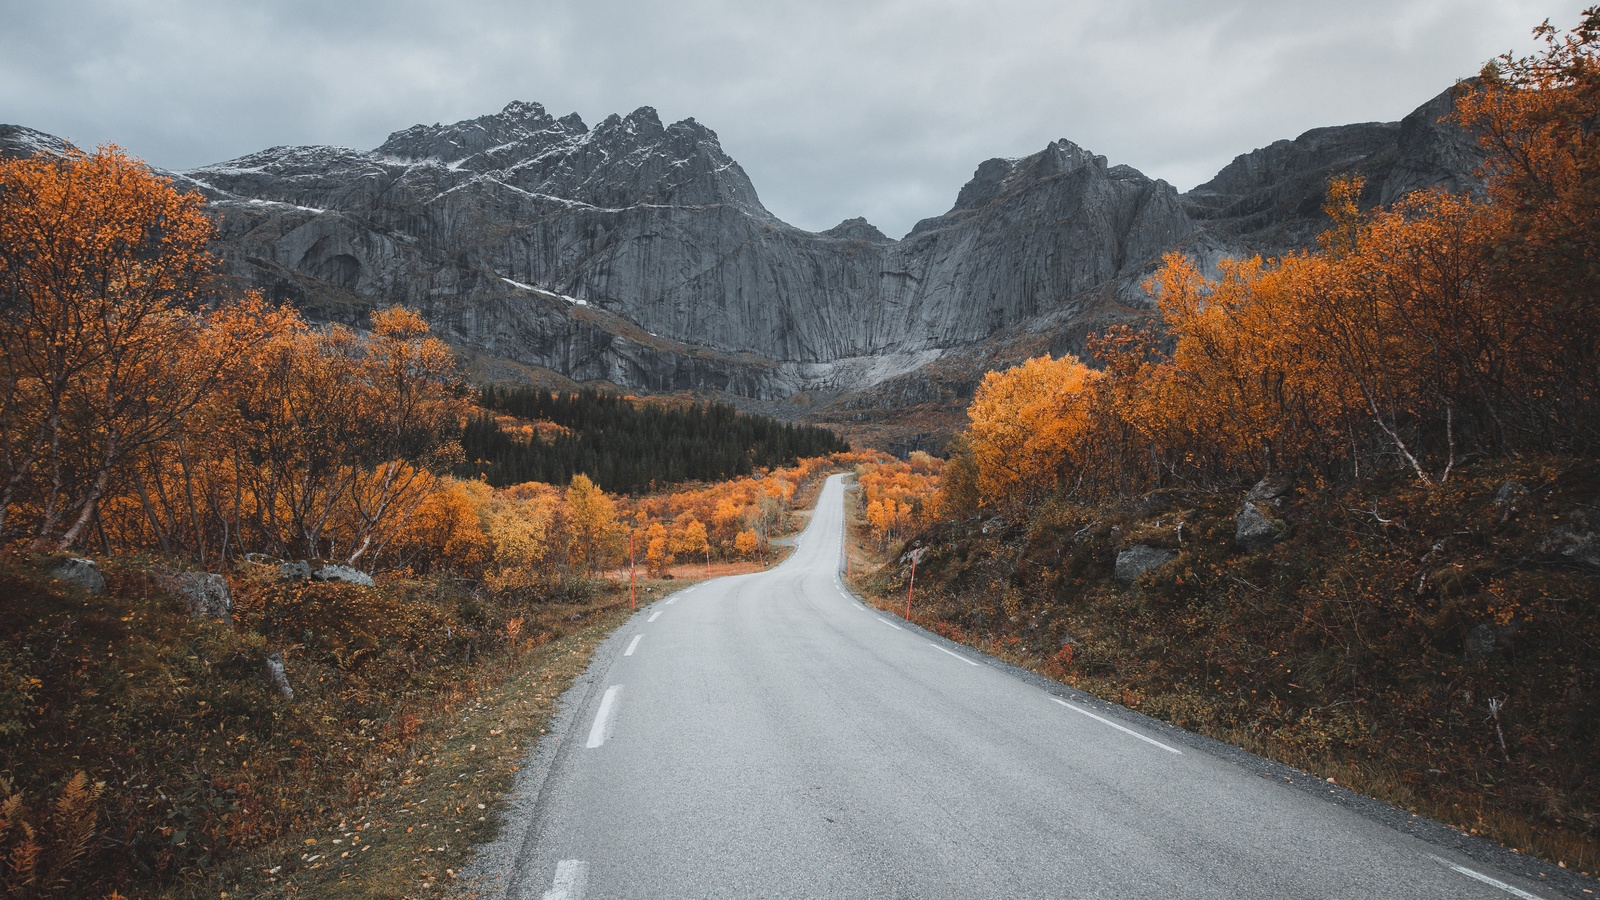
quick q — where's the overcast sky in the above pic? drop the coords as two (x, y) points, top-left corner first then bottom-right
(2, 0), (1588, 238)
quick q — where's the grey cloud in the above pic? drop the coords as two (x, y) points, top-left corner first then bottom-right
(2, 0), (1587, 237)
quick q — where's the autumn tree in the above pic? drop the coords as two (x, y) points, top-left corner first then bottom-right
(0, 147), (220, 549)
(566, 473), (621, 576)
(1453, 7), (1600, 447)
(672, 517), (709, 567)
(644, 521), (673, 575)
(734, 528), (760, 560)
(963, 354), (1100, 508)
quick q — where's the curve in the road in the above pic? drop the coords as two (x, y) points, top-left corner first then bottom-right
(465, 474), (1592, 900)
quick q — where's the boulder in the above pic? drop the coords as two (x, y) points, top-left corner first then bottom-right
(1115, 545), (1176, 587)
(50, 557), (105, 595)
(1493, 481), (1528, 508)
(278, 560), (375, 585)
(1235, 501), (1289, 552)
(1245, 473), (1294, 504)
(1543, 527), (1600, 571)
(316, 564), (375, 586)
(1465, 621), (1522, 661)
(157, 569), (232, 622)
(265, 653), (295, 700)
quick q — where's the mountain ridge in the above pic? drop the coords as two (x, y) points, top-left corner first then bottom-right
(0, 85), (1481, 413)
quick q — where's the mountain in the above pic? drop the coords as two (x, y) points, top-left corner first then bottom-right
(0, 86), (1480, 413)
(1182, 86), (1482, 255)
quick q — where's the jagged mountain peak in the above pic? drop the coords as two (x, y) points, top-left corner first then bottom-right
(1187, 121), (1400, 203)
(822, 216), (893, 243)
(375, 100), (587, 165)
(948, 138), (1117, 215)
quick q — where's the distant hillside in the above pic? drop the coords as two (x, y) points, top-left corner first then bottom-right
(457, 386), (850, 492)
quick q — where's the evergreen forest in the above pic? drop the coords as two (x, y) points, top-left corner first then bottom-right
(457, 385), (850, 492)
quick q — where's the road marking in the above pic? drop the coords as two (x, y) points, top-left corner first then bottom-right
(1050, 697), (1183, 755)
(585, 685), (622, 749)
(928, 643), (980, 666)
(665, 595), (678, 605)
(624, 635), (642, 656)
(876, 618), (903, 630)
(1429, 856), (1544, 899)
(542, 858), (589, 900)
(647, 609), (663, 622)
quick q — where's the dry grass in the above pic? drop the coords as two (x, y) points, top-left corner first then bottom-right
(207, 603), (634, 899)
(0, 554), (665, 899)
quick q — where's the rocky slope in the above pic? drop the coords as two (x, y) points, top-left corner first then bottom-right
(1, 86), (1480, 404)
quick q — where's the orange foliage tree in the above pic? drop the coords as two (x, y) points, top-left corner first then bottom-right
(857, 451), (943, 546)
(0, 147), (219, 550)
(963, 355), (1100, 507)
(0, 146), (470, 564)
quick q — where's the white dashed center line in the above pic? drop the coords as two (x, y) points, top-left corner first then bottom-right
(624, 635), (642, 656)
(585, 685), (622, 749)
(542, 858), (589, 900)
(928, 643), (980, 666)
(1050, 697), (1182, 755)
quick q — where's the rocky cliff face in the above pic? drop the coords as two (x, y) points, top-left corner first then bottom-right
(1181, 85), (1481, 256)
(2, 87), (1481, 405)
(150, 101), (1205, 396)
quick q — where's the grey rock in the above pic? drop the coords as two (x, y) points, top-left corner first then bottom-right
(1235, 502), (1289, 552)
(1464, 623), (1499, 661)
(1245, 474), (1294, 503)
(157, 569), (233, 622)
(1115, 545), (1176, 587)
(1543, 528), (1600, 571)
(1465, 620), (1522, 661)
(265, 653), (295, 700)
(50, 557), (105, 595)
(316, 564), (375, 586)
(278, 559), (375, 585)
(1493, 481), (1529, 508)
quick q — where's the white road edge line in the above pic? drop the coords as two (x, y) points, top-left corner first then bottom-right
(585, 685), (622, 749)
(542, 858), (589, 900)
(624, 635), (642, 656)
(665, 596), (678, 605)
(876, 618), (903, 630)
(928, 642), (980, 666)
(1428, 855), (1545, 900)
(1050, 697), (1183, 755)
(647, 609), (663, 622)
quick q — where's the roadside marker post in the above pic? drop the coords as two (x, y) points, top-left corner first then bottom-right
(905, 547), (922, 621)
(629, 532), (637, 609)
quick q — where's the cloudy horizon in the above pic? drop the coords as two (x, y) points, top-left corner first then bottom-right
(3, 1), (1588, 238)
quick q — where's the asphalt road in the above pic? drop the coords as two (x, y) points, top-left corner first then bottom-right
(481, 473), (1581, 899)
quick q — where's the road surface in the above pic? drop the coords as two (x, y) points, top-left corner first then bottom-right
(477, 473), (1583, 899)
